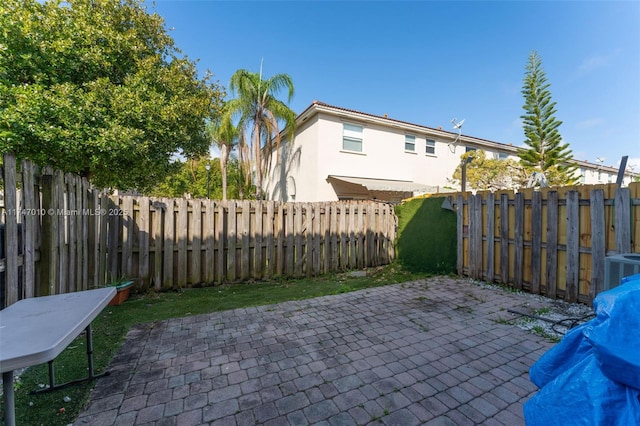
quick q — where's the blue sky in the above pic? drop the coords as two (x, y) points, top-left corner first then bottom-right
(151, 0), (640, 171)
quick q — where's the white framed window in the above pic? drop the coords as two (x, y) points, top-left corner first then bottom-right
(498, 152), (509, 160)
(405, 135), (415, 152)
(343, 123), (363, 152)
(580, 168), (585, 183)
(426, 138), (436, 155)
(465, 146), (476, 153)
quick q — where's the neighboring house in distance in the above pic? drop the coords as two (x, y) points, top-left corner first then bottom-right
(264, 101), (636, 203)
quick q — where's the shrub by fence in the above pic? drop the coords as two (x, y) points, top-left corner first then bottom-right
(394, 197), (457, 274)
(453, 183), (640, 304)
(0, 153), (397, 308)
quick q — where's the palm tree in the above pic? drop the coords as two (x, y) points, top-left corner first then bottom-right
(227, 68), (296, 200)
(208, 111), (240, 200)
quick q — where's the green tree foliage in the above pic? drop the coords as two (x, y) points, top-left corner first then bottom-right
(518, 50), (577, 186)
(452, 150), (527, 191)
(227, 68), (296, 200)
(0, 0), (224, 191)
(150, 157), (255, 200)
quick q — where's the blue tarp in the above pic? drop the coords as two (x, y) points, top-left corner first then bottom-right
(524, 274), (640, 426)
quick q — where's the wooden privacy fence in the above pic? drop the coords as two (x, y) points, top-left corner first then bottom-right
(453, 182), (640, 304)
(0, 153), (397, 308)
(106, 197), (396, 291)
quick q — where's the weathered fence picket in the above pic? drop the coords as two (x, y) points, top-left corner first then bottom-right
(3, 155), (18, 306)
(0, 154), (397, 309)
(102, 197), (395, 290)
(453, 182), (640, 303)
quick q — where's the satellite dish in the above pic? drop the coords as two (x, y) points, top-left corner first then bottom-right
(448, 117), (466, 153)
(453, 119), (465, 130)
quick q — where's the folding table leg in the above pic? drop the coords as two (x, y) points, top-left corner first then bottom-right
(31, 324), (110, 394)
(86, 323), (96, 377)
(3, 370), (16, 426)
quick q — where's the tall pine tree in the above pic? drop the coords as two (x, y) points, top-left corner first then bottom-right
(518, 51), (577, 186)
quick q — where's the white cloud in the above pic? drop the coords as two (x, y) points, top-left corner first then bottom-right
(577, 49), (622, 74)
(575, 118), (604, 129)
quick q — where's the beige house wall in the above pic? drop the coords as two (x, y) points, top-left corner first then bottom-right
(264, 102), (635, 202)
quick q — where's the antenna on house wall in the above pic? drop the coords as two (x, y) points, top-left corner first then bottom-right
(448, 117), (465, 153)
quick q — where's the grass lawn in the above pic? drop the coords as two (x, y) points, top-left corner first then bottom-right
(3, 263), (434, 426)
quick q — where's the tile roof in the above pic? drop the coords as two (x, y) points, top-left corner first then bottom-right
(299, 100), (516, 149)
(296, 101), (632, 174)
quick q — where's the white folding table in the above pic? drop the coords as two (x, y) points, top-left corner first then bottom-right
(0, 287), (116, 426)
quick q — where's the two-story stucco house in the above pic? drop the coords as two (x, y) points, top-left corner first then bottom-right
(264, 101), (635, 203)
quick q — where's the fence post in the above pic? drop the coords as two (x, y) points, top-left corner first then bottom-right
(277, 202), (286, 276)
(3, 154), (19, 305)
(39, 168), (56, 296)
(162, 198), (175, 289)
(485, 193), (495, 283)
(614, 187), (631, 254)
(456, 194), (464, 275)
(499, 193), (509, 284)
(216, 201), (225, 283)
(204, 199), (215, 284)
(513, 193), (524, 290)
(305, 203), (313, 277)
(66, 174), (77, 293)
(97, 193), (109, 288)
(356, 202), (365, 269)
(469, 194), (483, 280)
(138, 196), (151, 289)
(322, 203), (330, 273)
(190, 199), (202, 285)
(565, 191), (580, 303)
(241, 200), (251, 280)
(227, 201), (237, 281)
(152, 198), (164, 290)
(266, 201), (275, 278)
(348, 203), (356, 268)
(21, 160), (37, 299)
(254, 201), (264, 279)
(546, 191), (558, 299)
(176, 198), (188, 287)
(107, 196), (120, 283)
(590, 189), (606, 301)
(530, 191), (542, 294)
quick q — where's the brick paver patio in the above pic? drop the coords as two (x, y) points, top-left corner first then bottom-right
(76, 277), (554, 425)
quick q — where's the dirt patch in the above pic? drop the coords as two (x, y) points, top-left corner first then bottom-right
(473, 279), (595, 342)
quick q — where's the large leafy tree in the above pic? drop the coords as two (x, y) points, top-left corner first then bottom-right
(0, 0), (224, 191)
(150, 157), (254, 200)
(227, 68), (296, 200)
(452, 150), (527, 191)
(518, 50), (577, 186)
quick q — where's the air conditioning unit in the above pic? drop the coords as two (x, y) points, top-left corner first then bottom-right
(604, 253), (640, 290)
